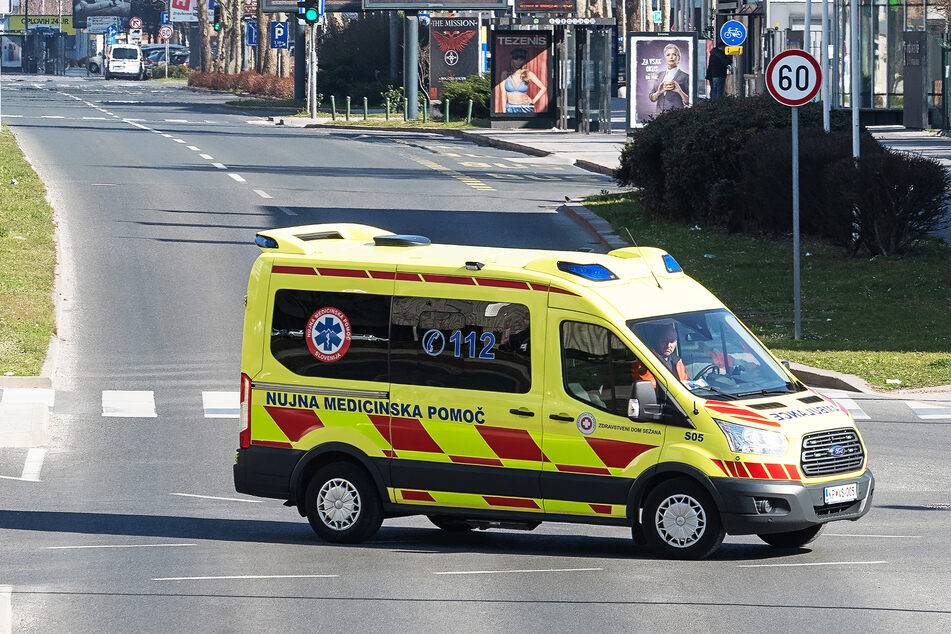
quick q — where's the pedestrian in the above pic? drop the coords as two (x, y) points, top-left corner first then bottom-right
(706, 42), (731, 99)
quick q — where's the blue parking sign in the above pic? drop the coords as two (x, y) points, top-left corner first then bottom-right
(269, 21), (288, 49)
(246, 21), (258, 47)
(160, 11), (169, 25)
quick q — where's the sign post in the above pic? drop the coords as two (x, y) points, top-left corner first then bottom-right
(160, 24), (174, 78)
(765, 49), (821, 341)
(720, 20), (746, 97)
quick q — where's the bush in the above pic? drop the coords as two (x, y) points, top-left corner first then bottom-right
(151, 64), (190, 79)
(187, 70), (292, 99)
(829, 150), (950, 256)
(441, 73), (490, 119)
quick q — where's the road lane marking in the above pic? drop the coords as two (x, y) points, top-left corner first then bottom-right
(278, 206), (297, 216)
(816, 390), (870, 420)
(165, 119), (188, 123)
(124, 120), (151, 131)
(408, 156), (496, 192)
(0, 388), (54, 410)
(433, 568), (603, 576)
(738, 561), (887, 568)
(825, 534), (920, 538)
(20, 448), (46, 482)
(102, 391), (157, 418)
(161, 133), (173, 138)
(173, 139), (186, 144)
(905, 401), (951, 420)
(45, 543), (196, 550)
(0, 585), (10, 634)
(253, 190), (272, 199)
(186, 146), (200, 151)
(212, 163), (227, 170)
(228, 173), (246, 183)
(82, 116), (107, 120)
(199, 154), (213, 160)
(153, 574), (338, 581)
(41, 115), (65, 119)
(170, 493), (261, 503)
(201, 391), (239, 418)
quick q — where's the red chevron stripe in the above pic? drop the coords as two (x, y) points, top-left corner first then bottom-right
(745, 462), (769, 479)
(476, 426), (547, 462)
(484, 496), (539, 509)
(584, 438), (655, 469)
(264, 406), (324, 443)
(765, 463), (789, 480)
(251, 439), (293, 449)
(316, 267), (369, 278)
(555, 464), (611, 475)
(272, 265), (316, 275)
(710, 459), (730, 475)
(590, 504), (612, 514)
(784, 464), (802, 480)
(475, 278), (531, 290)
(401, 490), (435, 502)
(369, 415), (443, 453)
(450, 455), (505, 467)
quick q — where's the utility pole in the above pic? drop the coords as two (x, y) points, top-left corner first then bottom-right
(404, 11), (418, 119)
(295, 18), (305, 99)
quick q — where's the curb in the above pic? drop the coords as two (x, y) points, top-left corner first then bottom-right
(787, 362), (874, 394)
(559, 203), (628, 252)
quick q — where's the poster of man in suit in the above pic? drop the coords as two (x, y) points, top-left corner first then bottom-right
(627, 33), (696, 129)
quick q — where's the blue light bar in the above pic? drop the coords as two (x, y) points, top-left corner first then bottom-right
(255, 234), (279, 249)
(557, 261), (618, 281)
(662, 254), (682, 273)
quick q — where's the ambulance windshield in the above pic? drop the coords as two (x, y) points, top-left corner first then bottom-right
(627, 309), (800, 400)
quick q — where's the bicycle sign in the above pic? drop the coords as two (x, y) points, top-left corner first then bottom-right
(719, 20), (746, 47)
(765, 49), (821, 106)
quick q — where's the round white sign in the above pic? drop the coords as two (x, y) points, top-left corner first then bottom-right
(765, 50), (821, 107)
(129, 16), (142, 29)
(159, 25), (174, 41)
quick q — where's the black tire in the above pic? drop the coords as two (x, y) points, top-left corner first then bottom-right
(428, 515), (473, 532)
(104, 72), (110, 80)
(89, 62), (99, 73)
(641, 478), (725, 560)
(304, 462), (383, 544)
(758, 524), (825, 548)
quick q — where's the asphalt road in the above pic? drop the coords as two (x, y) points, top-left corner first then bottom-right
(0, 75), (949, 632)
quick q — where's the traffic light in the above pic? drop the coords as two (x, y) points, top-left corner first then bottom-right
(213, 2), (222, 31)
(303, 0), (319, 23)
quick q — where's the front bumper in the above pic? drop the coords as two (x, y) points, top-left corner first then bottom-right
(713, 469), (874, 535)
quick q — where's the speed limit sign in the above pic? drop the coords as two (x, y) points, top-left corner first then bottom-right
(765, 50), (821, 106)
(159, 24), (174, 41)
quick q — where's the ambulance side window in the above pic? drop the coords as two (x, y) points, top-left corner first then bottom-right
(389, 297), (531, 393)
(561, 321), (639, 416)
(270, 290), (390, 381)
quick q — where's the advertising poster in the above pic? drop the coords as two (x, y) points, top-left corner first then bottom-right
(2, 36), (22, 68)
(429, 17), (479, 100)
(626, 33), (696, 129)
(8, 16), (76, 35)
(491, 29), (550, 117)
(170, 0), (214, 23)
(72, 0), (131, 29)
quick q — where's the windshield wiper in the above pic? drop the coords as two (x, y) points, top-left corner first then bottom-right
(733, 387), (795, 398)
(692, 385), (737, 400)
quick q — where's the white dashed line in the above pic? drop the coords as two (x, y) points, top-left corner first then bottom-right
(253, 190), (272, 199)
(102, 391), (157, 418)
(125, 121), (151, 131)
(19, 448), (47, 482)
(165, 119), (188, 123)
(186, 146), (200, 151)
(41, 115), (65, 119)
(161, 133), (173, 137)
(201, 392), (239, 418)
(737, 561), (887, 568)
(433, 568), (603, 576)
(199, 154), (213, 160)
(228, 173), (246, 183)
(173, 139), (186, 144)
(212, 163), (227, 170)
(153, 575), (338, 581)
(278, 206), (297, 216)
(905, 401), (951, 420)
(170, 493), (260, 503)
(82, 116), (107, 120)
(825, 534), (920, 538)
(45, 543), (196, 550)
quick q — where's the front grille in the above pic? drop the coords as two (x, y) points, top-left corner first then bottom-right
(800, 428), (864, 477)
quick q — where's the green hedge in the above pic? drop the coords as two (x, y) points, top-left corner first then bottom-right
(616, 94), (949, 256)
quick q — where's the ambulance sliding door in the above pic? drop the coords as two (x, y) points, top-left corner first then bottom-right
(386, 274), (547, 514)
(540, 310), (666, 519)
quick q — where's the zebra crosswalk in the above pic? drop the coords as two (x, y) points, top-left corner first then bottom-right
(0, 386), (948, 422)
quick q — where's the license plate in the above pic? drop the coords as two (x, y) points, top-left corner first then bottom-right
(824, 483), (857, 505)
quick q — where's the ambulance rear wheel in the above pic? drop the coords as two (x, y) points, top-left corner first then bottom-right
(641, 478), (724, 560)
(758, 524), (825, 548)
(428, 515), (473, 532)
(305, 462), (383, 544)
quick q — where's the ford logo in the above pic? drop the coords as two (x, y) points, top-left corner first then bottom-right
(830, 445), (846, 457)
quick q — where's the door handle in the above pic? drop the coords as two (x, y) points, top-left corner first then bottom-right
(549, 413), (574, 422)
(509, 408), (535, 417)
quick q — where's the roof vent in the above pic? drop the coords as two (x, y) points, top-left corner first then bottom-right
(295, 230), (345, 241)
(374, 234), (431, 247)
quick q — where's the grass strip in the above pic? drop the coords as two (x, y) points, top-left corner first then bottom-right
(0, 124), (56, 376)
(585, 191), (951, 391)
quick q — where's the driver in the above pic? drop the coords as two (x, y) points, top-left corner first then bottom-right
(632, 323), (688, 386)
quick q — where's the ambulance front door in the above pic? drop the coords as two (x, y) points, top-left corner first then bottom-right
(541, 311), (666, 519)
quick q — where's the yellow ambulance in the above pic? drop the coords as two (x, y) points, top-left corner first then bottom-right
(234, 223), (873, 559)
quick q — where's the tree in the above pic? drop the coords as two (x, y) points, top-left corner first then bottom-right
(197, 0), (213, 71)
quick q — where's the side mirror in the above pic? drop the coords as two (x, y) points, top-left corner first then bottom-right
(629, 380), (663, 423)
(781, 360), (791, 369)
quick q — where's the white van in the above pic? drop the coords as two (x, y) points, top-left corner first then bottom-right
(104, 44), (145, 80)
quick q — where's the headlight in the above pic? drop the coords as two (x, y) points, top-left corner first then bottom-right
(714, 419), (788, 456)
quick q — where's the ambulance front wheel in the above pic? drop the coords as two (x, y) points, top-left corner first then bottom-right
(641, 478), (725, 560)
(305, 462), (383, 543)
(758, 524), (824, 548)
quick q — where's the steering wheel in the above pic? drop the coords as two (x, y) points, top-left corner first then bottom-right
(693, 363), (718, 381)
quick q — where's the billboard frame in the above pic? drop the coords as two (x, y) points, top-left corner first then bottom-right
(625, 31), (698, 132)
(490, 28), (554, 124)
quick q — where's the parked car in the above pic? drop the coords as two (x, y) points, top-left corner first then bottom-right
(140, 43), (187, 59)
(87, 52), (103, 74)
(104, 44), (146, 80)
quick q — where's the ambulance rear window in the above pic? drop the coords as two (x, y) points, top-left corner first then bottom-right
(389, 297), (531, 394)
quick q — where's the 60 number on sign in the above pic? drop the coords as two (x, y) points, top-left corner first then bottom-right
(765, 50), (821, 106)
